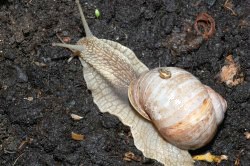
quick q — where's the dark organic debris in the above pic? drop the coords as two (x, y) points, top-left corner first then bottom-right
(216, 55), (244, 87)
(164, 23), (204, 56)
(163, 0), (177, 13)
(8, 104), (43, 125)
(234, 150), (245, 166)
(14, 65), (28, 83)
(123, 151), (142, 162)
(165, 13), (215, 55)
(18, 137), (33, 150)
(194, 13), (216, 40)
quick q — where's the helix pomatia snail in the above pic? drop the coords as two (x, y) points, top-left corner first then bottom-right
(52, 0), (227, 165)
(128, 67), (227, 150)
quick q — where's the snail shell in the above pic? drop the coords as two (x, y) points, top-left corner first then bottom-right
(128, 67), (227, 150)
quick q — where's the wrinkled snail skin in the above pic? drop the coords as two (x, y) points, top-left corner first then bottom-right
(128, 67), (227, 150)
(76, 37), (138, 97)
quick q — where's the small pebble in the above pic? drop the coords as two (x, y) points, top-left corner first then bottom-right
(14, 66), (28, 83)
(3, 49), (16, 60)
(163, 0), (177, 12)
(70, 113), (83, 121)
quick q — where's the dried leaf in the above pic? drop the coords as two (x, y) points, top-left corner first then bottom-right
(234, 149), (244, 166)
(34, 61), (47, 67)
(24, 97), (33, 101)
(224, 0), (237, 16)
(244, 132), (250, 140)
(193, 152), (228, 163)
(216, 55), (244, 87)
(123, 151), (141, 162)
(234, 157), (240, 166)
(18, 138), (33, 150)
(71, 132), (85, 141)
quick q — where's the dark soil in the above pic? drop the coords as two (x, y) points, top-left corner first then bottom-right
(0, 0), (249, 165)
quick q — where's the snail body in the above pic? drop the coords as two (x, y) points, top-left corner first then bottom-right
(128, 67), (227, 150)
(52, 1), (226, 165)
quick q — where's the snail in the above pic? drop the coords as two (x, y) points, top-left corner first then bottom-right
(128, 67), (227, 150)
(52, 0), (227, 165)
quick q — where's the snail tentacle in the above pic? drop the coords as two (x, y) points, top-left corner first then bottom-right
(75, 0), (93, 37)
(52, 43), (85, 52)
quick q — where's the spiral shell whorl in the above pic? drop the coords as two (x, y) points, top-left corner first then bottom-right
(205, 86), (227, 125)
(128, 67), (227, 150)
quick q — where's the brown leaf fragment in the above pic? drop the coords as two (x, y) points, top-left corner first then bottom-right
(24, 97), (33, 101)
(13, 153), (24, 166)
(239, 18), (250, 29)
(234, 149), (244, 166)
(123, 151), (141, 162)
(234, 157), (240, 166)
(18, 137), (33, 150)
(244, 132), (250, 140)
(71, 132), (85, 141)
(193, 152), (228, 163)
(216, 55), (244, 87)
(224, 0), (237, 16)
(194, 13), (216, 40)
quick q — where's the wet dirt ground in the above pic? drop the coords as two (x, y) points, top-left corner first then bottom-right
(0, 0), (249, 165)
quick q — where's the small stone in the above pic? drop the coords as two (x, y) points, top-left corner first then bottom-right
(3, 49), (16, 60)
(66, 100), (76, 109)
(14, 31), (24, 43)
(163, 0), (177, 12)
(204, 0), (217, 7)
(244, 132), (250, 139)
(14, 66), (28, 83)
(70, 113), (83, 121)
